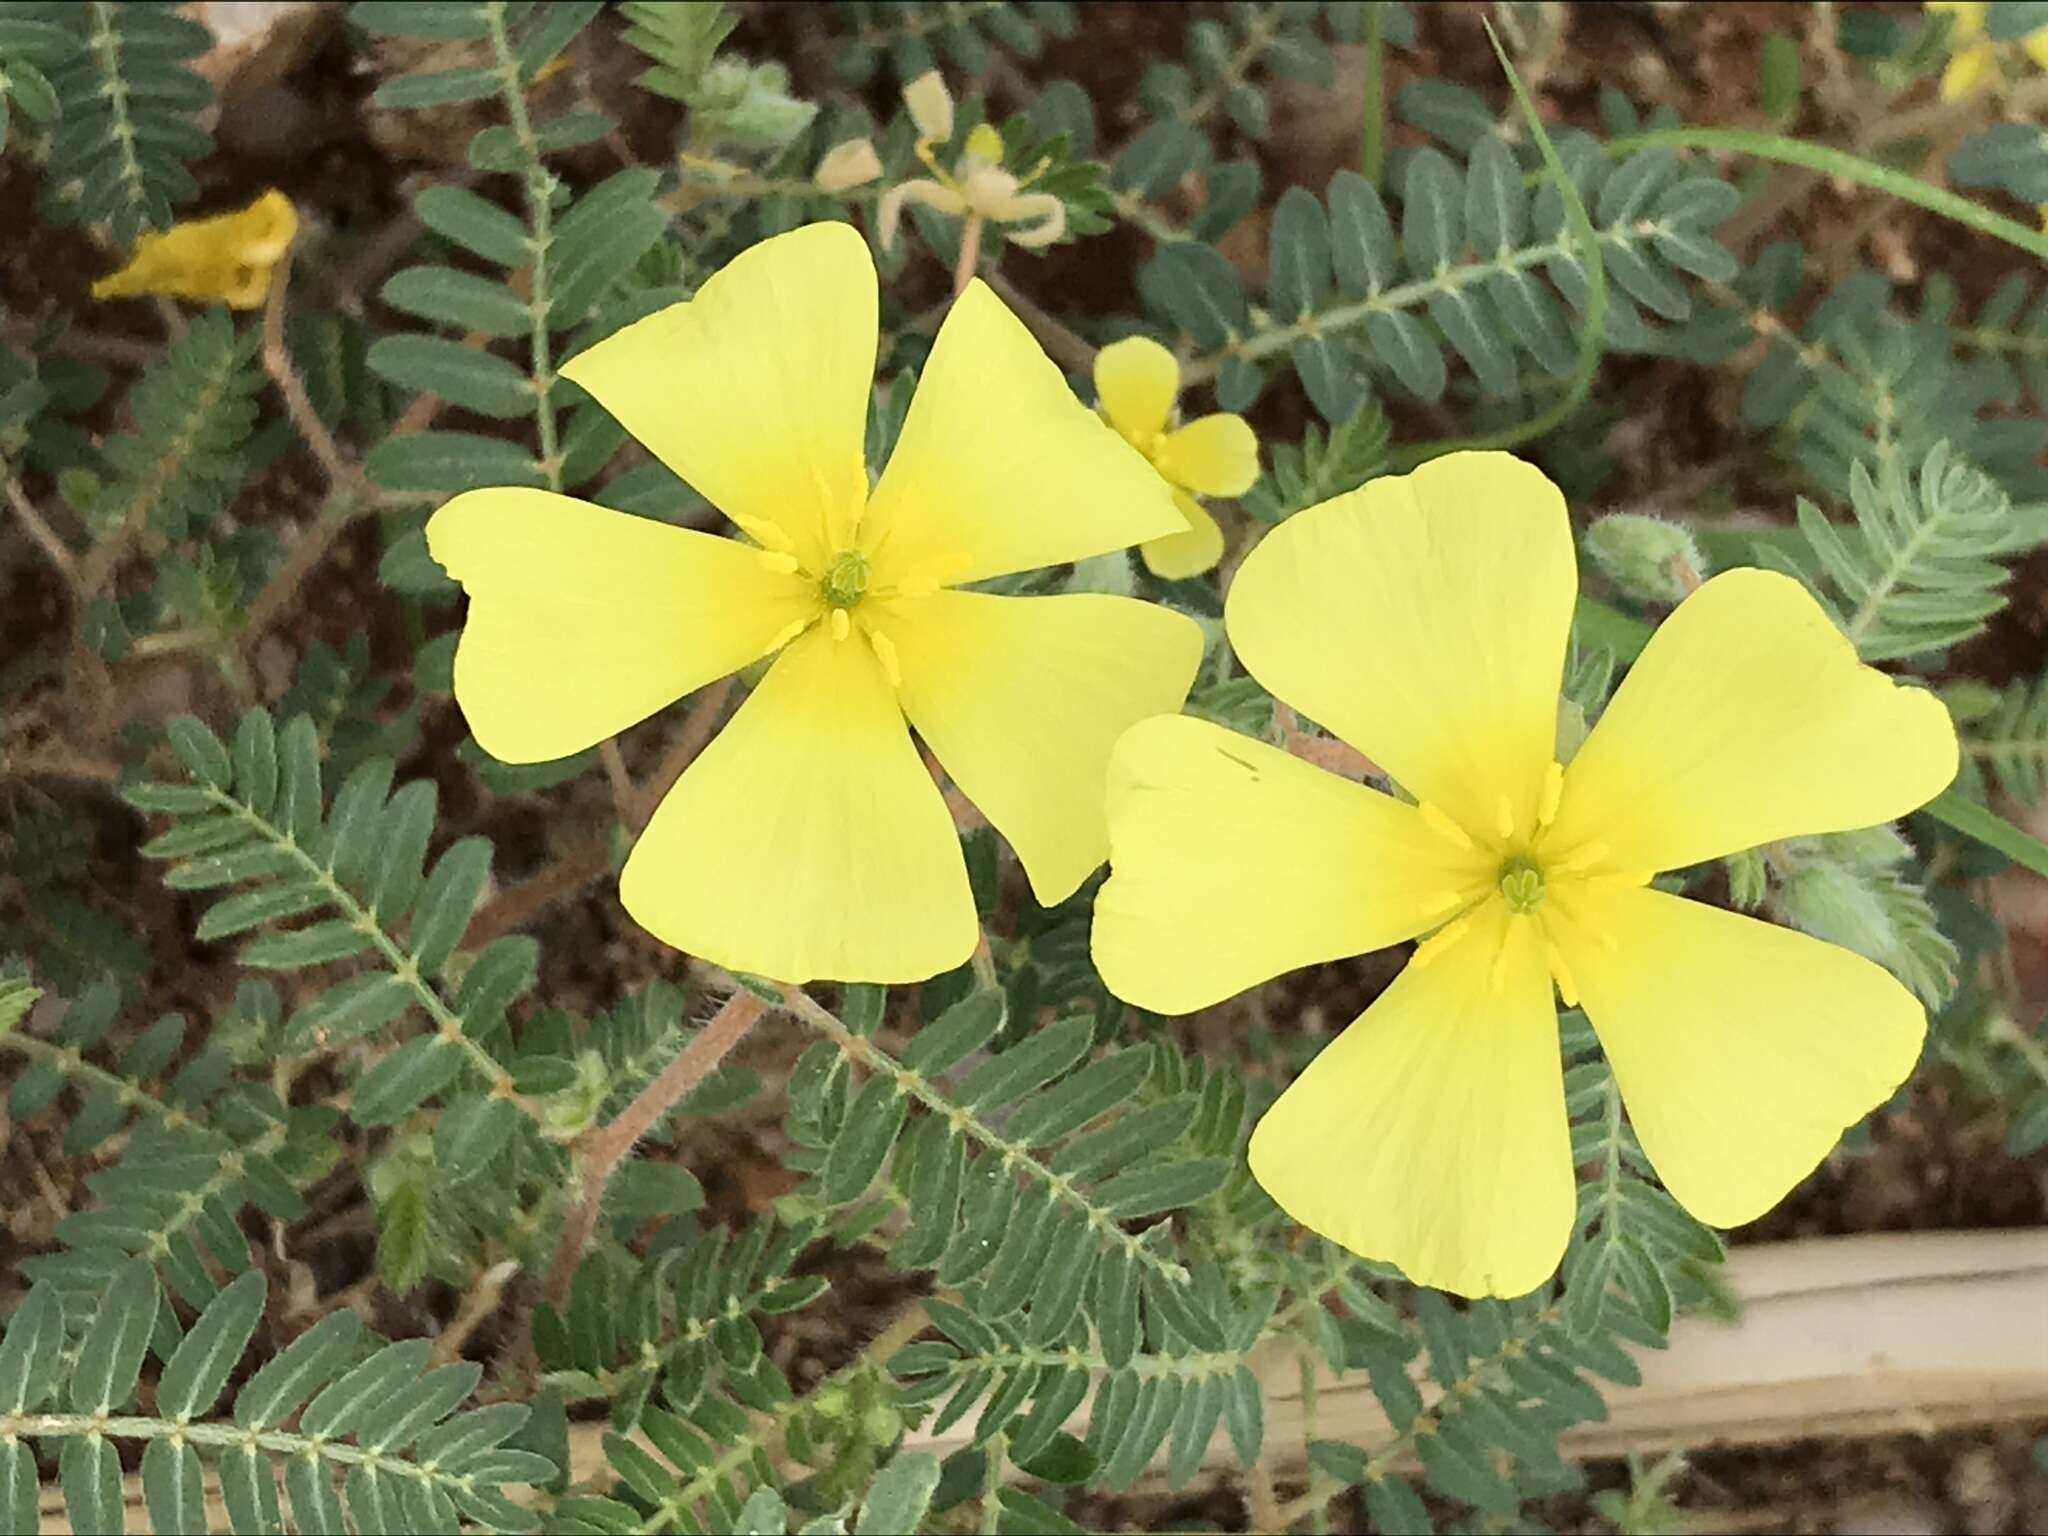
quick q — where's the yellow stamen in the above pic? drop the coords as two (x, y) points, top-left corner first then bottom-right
(1417, 801), (1473, 851)
(1537, 761), (1563, 827)
(1419, 889), (1464, 917)
(757, 550), (800, 576)
(737, 516), (794, 554)
(1409, 913), (1474, 970)
(764, 617), (810, 653)
(1496, 795), (1516, 841)
(1548, 840), (1611, 876)
(1543, 939), (1580, 1007)
(869, 627), (902, 688)
(888, 549), (974, 598)
(829, 608), (851, 642)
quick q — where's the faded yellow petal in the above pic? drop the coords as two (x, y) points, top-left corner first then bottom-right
(91, 189), (299, 309)
(1941, 41), (1997, 97)
(558, 222), (874, 571)
(1091, 715), (1492, 1015)
(1562, 881), (1925, 1229)
(884, 590), (1202, 903)
(1247, 902), (1573, 1298)
(863, 280), (1185, 585)
(426, 488), (816, 764)
(1226, 451), (1576, 840)
(1548, 568), (1958, 876)
(620, 626), (975, 984)
(1093, 335), (1178, 441)
(1157, 413), (1258, 498)
(1139, 492), (1225, 581)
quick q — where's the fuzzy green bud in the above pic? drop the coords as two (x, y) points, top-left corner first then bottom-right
(539, 1050), (612, 1142)
(1778, 861), (1895, 964)
(1583, 513), (1708, 606)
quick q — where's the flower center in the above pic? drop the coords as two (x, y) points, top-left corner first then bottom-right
(1498, 855), (1546, 914)
(822, 549), (871, 609)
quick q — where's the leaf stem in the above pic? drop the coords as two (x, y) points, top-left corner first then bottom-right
(1360, 1), (1386, 186)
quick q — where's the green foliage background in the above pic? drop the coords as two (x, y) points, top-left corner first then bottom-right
(3, 1), (2048, 1531)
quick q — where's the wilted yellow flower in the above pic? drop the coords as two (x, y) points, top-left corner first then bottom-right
(1929, 0), (2048, 98)
(1092, 451), (1958, 1298)
(878, 71), (1064, 251)
(428, 223), (1200, 985)
(91, 189), (298, 309)
(1094, 336), (1258, 580)
(814, 137), (883, 193)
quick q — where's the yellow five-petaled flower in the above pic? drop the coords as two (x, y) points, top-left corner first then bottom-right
(1928, 0), (2048, 97)
(1093, 336), (1258, 580)
(427, 223), (1202, 985)
(1091, 451), (1959, 1299)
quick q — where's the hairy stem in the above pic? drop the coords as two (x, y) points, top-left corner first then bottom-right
(546, 987), (770, 1301)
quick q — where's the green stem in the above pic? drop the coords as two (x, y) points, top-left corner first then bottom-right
(1360, 2), (1386, 185)
(1601, 125), (2048, 263)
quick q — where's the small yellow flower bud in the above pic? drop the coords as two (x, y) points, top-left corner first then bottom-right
(813, 138), (883, 193)
(964, 122), (1004, 165)
(902, 69), (954, 142)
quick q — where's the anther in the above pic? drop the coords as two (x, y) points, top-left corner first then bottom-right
(1543, 940), (1580, 1007)
(1537, 761), (1563, 828)
(757, 550), (800, 576)
(1417, 801), (1474, 851)
(740, 517), (794, 554)
(1496, 795), (1516, 841)
(829, 608), (851, 642)
(1409, 913), (1474, 969)
(869, 628), (902, 688)
(764, 618), (810, 653)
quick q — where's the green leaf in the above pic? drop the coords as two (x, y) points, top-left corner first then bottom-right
(366, 430), (544, 494)
(736, 1485), (789, 1535)
(1222, 1362), (1263, 1466)
(168, 714), (232, 790)
(1364, 1474), (1433, 1534)
(302, 1338), (433, 1439)
(1292, 332), (1368, 422)
(856, 1451), (942, 1535)
(61, 1437), (123, 1536)
(1141, 242), (1247, 350)
(368, 335), (535, 419)
(1268, 186), (1331, 320)
(0, 1442), (35, 1536)
(1366, 309), (1446, 400)
(142, 1438), (206, 1536)
(0, 1284), (63, 1413)
(1401, 147), (1464, 273)
(415, 184), (532, 267)
(157, 1271), (266, 1419)
(69, 1257), (158, 1413)
(901, 989), (1005, 1075)
(235, 1309), (368, 1428)
(285, 973), (416, 1049)
(1328, 169), (1398, 295)
(241, 920), (375, 969)
(197, 880), (328, 941)
(378, 1179), (432, 1295)
(231, 709), (279, 817)
(383, 266), (533, 337)
(373, 64), (502, 108)
(958, 1014), (1093, 1108)
(1050, 1099), (1195, 1181)
(408, 835), (493, 975)
(1006, 1049), (1150, 1147)
(820, 1075), (907, 1204)
(435, 1093), (522, 1177)
(349, 1), (489, 40)
(1466, 136), (1527, 255)
(352, 1035), (464, 1125)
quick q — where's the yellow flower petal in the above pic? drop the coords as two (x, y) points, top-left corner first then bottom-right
(426, 488), (816, 764)
(1226, 451), (1576, 839)
(1157, 414), (1259, 498)
(2024, 27), (2048, 68)
(620, 626), (976, 983)
(1093, 336), (1178, 442)
(1139, 491), (1225, 581)
(558, 222), (874, 571)
(1247, 902), (1573, 1298)
(91, 189), (299, 309)
(863, 280), (1186, 586)
(1548, 569), (1958, 876)
(1091, 715), (1492, 1015)
(884, 591), (1202, 904)
(1562, 882), (1925, 1228)
(1940, 41), (1996, 97)
(1926, 2), (1985, 38)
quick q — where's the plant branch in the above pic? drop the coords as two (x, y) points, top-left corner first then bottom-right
(4, 474), (79, 586)
(545, 986), (770, 1302)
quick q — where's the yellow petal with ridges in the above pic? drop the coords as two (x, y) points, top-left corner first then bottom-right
(1157, 413), (1258, 497)
(1562, 882), (1925, 1229)
(1093, 335), (1178, 442)
(1226, 451), (1576, 839)
(427, 488), (816, 763)
(1139, 492), (1225, 581)
(1547, 568), (1958, 876)
(558, 222), (874, 571)
(1092, 715), (1493, 1015)
(884, 591), (1203, 904)
(620, 627), (975, 984)
(92, 189), (298, 309)
(863, 280), (1186, 586)
(1247, 902), (1573, 1298)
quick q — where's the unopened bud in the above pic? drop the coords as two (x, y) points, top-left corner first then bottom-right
(903, 69), (954, 141)
(1582, 513), (1707, 606)
(1778, 861), (1894, 964)
(813, 137), (883, 192)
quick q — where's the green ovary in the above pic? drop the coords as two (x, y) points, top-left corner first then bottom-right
(822, 549), (871, 609)
(1499, 856), (1546, 914)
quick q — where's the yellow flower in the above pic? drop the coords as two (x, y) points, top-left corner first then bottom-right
(91, 190), (298, 309)
(878, 71), (1065, 251)
(1093, 336), (1258, 580)
(427, 223), (1200, 985)
(1091, 451), (1958, 1298)
(1929, 0), (2048, 98)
